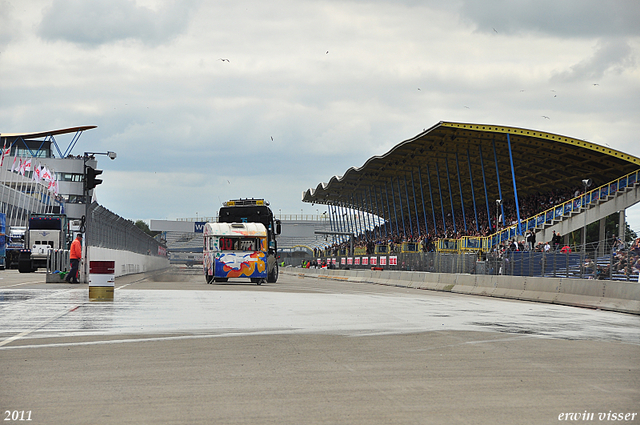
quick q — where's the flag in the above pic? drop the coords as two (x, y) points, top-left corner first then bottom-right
(41, 167), (53, 182)
(18, 158), (30, 176)
(11, 156), (19, 173)
(47, 177), (59, 196)
(33, 164), (42, 183)
(0, 146), (10, 166)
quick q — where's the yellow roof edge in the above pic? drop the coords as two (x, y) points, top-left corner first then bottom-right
(440, 121), (640, 166)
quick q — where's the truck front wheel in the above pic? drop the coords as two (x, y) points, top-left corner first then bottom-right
(267, 262), (279, 283)
(18, 260), (34, 273)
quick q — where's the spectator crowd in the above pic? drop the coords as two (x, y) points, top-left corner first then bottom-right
(322, 185), (590, 256)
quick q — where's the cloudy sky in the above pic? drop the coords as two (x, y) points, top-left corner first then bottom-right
(1, 0), (639, 230)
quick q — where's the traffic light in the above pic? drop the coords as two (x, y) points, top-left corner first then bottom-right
(85, 166), (103, 190)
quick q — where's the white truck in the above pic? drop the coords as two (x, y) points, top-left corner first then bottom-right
(18, 214), (73, 273)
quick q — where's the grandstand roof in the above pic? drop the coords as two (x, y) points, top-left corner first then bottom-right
(302, 121), (640, 218)
(0, 126), (97, 140)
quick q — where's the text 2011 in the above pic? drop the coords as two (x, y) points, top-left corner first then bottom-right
(4, 411), (32, 421)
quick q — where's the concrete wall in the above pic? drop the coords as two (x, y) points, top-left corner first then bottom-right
(285, 268), (640, 315)
(88, 247), (169, 277)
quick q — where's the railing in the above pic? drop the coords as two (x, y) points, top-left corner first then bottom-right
(275, 214), (330, 221)
(176, 217), (217, 223)
(291, 247), (640, 282)
(176, 214), (331, 222)
(450, 169), (640, 253)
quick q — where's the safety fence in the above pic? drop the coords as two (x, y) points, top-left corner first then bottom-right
(294, 249), (640, 282)
(86, 202), (165, 256)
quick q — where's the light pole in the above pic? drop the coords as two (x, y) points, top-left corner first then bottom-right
(495, 199), (502, 233)
(581, 178), (592, 252)
(81, 151), (117, 282)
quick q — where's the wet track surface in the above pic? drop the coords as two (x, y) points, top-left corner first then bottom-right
(1, 267), (639, 348)
(1, 267), (639, 425)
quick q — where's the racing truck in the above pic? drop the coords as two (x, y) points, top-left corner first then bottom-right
(5, 226), (26, 269)
(204, 199), (281, 284)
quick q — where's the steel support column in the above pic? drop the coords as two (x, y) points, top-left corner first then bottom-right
(410, 170), (421, 237)
(455, 152), (467, 232)
(417, 166), (429, 235)
(435, 161), (447, 233)
(467, 149), (479, 233)
(493, 139), (505, 227)
(479, 145), (492, 231)
(396, 178), (407, 239)
(368, 187), (378, 240)
(352, 195), (363, 237)
(426, 164), (438, 235)
(404, 174), (413, 237)
(507, 133), (522, 235)
(374, 186), (386, 238)
(445, 157), (456, 234)
(328, 204), (335, 233)
(385, 182), (394, 237)
(389, 180), (400, 237)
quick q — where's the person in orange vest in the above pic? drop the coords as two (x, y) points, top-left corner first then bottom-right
(65, 233), (82, 283)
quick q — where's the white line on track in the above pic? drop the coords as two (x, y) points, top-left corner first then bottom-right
(0, 331), (539, 351)
(0, 278), (146, 348)
(1, 280), (46, 288)
(0, 303), (84, 348)
(0, 287), (85, 347)
(0, 330), (299, 350)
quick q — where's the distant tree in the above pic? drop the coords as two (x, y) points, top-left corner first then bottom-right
(135, 220), (159, 237)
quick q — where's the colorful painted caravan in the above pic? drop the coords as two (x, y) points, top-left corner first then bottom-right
(203, 222), (269, 285)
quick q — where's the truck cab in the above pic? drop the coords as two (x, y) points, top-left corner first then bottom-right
(19, 214), (70, 273)
(214, 199), (281, 283)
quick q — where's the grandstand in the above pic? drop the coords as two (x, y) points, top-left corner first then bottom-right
(302, 121), (640, 281)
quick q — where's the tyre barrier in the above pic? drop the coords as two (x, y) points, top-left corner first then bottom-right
(285, 268), (640, 315)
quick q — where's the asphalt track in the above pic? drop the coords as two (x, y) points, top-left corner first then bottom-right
(0, 267), (638, 424)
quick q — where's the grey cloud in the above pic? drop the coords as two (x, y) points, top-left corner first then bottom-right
(37, 0), (198, 47)
(0, 0), (17, 50)
(456, 0), (640, 37)
(552, 39), (635, 82)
